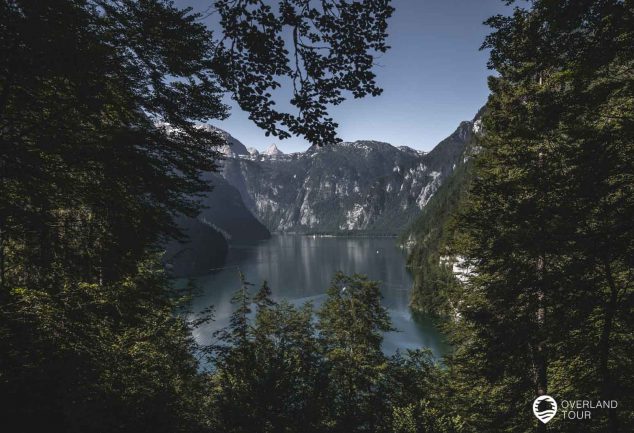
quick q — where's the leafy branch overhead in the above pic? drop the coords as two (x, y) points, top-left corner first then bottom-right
(213, 0), (394, 145)
(0, 0), (394, 285)
(88, 0), (393, 147)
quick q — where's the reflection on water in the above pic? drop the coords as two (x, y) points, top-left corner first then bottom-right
(186, 235), (449, 357)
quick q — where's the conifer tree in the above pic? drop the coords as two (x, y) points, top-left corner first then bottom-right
(213, 279), (323, 433)
(447, 1), (634, 432)
(212, 273), (257, 433)
(1, 1), (395, 430)
(317, 273), (394, 433)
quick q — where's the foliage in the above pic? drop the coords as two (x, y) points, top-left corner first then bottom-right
(404, 136), (477, 317)
(317, 273), (394, 433)
(0, 0), (395, 432)
(213, 0), (394, 144)
(212, 273), (453, 433)
(435, 1), (634, 432)
(0, 257), (214, 433)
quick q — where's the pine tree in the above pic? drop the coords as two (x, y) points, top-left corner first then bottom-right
(446, 1), (634, 432)
(317, 273), (394, 433)
(213, 278), (324, 433)
(253, 280), (277, 312)
(0, 1), (396, 430)
(211, 273), (257, 433)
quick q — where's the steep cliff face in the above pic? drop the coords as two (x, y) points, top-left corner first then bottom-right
(401, 109), (484, 316)
(163, 116), (477, 275)
(221, 121), (475, 234)
(197, 172), (270, 242)
(163, 129), (269, 277)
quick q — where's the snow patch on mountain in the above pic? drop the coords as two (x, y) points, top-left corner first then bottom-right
(217, 118), (476, 233)
(264, 143), (284, 156)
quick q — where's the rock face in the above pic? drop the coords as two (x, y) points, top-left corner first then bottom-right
(163, 115), (477, 275)
(263, 143), (284, 157)
(163, 129), (269, 277)
(220, 120), (476, 234)
(402, 108), (484, 316)
(197, 172), (270, 242)
(215, 128), (250, 157)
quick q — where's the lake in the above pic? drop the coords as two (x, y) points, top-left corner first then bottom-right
(187, 234), (449, 357)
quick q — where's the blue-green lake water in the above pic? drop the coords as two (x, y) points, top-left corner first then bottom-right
(187, 235), (448, 357)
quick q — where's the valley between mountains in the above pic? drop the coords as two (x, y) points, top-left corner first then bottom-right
(165, 110), (482, 314)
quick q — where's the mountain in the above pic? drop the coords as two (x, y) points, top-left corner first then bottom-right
(163, 129), (269, 277)
(193, 124), (250, 157)
(163, 217), (229, 277)
(164, 114), (479, 276)
(263, 143), (284, 156)
(220, 121), (477, 234)
(401, 108), (484, 316)
(197, 172), (270, 242)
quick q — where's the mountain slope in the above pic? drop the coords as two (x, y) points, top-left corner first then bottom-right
(401, 110), (483, 316)
(197, 172), (270, 242)
(402, 151), (475, 316)
(163, 132), (269, 277)
(163, 217), (229, 277)
(221, 121), (476, 234)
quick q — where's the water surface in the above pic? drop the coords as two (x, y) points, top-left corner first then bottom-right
(187, 235), (448, 357)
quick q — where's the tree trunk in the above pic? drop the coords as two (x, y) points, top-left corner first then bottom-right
(535, 256), (547, 433)
(599, 261), (620, 433)
(0, 222), (5, 295)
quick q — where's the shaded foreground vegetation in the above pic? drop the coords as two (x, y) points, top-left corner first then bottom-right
(405, 1), (634, 432)
(206, 273), (452, 433)
(1, 0), (633, 432)
(3, 267), (452, 433)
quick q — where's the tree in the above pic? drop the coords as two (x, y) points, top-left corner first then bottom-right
(211, 273), (257, 433)
(404, 132), (479, 317)
(0, 0), (394, 289)
(213, 278), (324, 433)
(317, 273), (394, 433)
(0, 255), (215, 433)
(446, 1), (634, 432)
(212, 274), (457, 433)
(1, 0), (226, 289)
(249, 293), (324, 433)
(0, 1), (395, 431)
(388, 350), (457, 433)
(213, 0), (394, 144)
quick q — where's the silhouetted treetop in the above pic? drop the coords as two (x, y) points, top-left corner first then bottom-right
(212, 0), (394, 145)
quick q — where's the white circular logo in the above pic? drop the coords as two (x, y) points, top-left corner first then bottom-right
(533, 395), (557, 424)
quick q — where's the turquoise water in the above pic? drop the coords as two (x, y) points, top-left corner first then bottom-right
(187, 234), (449, 357)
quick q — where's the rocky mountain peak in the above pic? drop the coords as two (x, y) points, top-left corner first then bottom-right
(195, 125), (249, 157)
(220, 114), (477, 234)
(397, 145), (426, 156)
(264, 143), (284, 156)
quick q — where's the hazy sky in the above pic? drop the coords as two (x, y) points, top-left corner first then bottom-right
(176, 0), (510, 152)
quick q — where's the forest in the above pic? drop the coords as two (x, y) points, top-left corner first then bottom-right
(1, 1), (632, 433)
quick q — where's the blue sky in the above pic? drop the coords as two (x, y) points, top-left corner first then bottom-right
(176, 0), (510, 152)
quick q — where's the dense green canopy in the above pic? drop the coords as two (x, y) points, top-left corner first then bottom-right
(2, 1), (632, 432)
(406, 1), (634, 431)
(0, 1), (399, 432)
